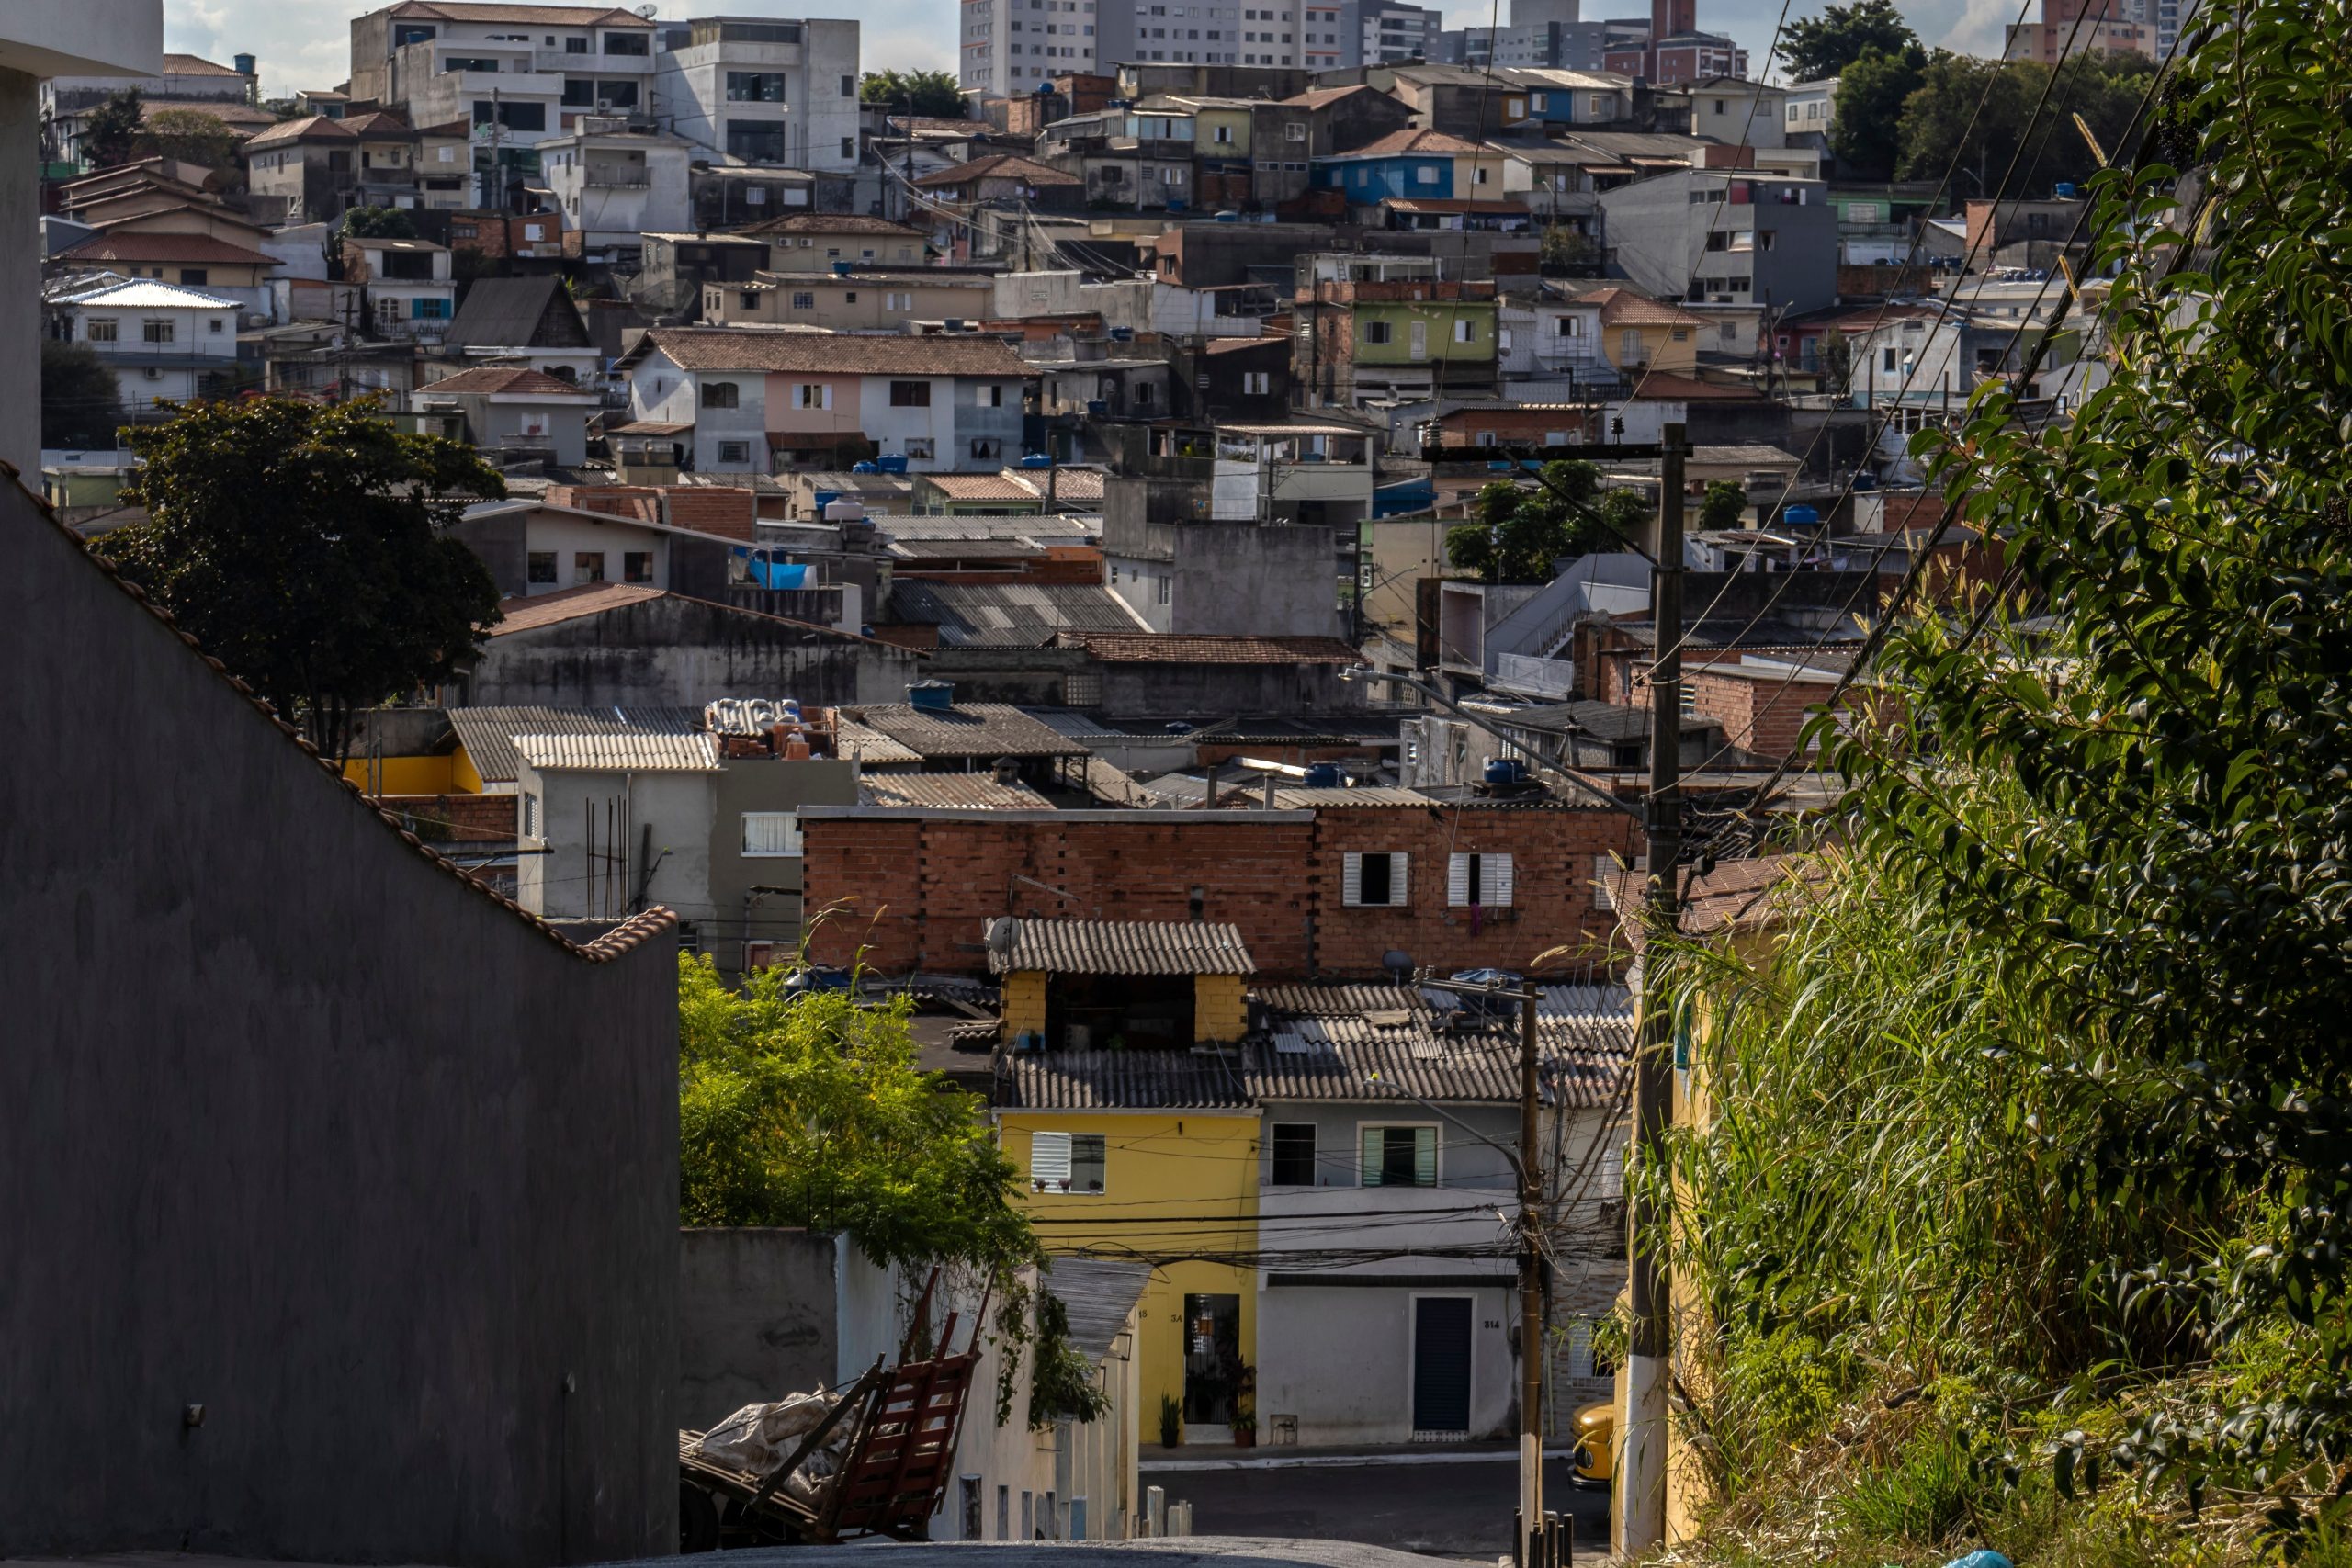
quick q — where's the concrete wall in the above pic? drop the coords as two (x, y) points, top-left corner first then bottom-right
(0, 478), (677, 1564)
(516, 762), (717, 922)
(1257, 1280), (1517, 1444)
(1105, 518), (1344, 637)
(705, 755), (862, 971)
(460, 594), (925, 708)
(1, 69), (39, 481)
(677, 1228), (842, 1428)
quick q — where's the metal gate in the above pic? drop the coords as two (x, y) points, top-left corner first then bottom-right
(1411, 1295), (1473, 1436)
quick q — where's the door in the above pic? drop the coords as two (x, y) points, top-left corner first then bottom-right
(1408, 319), (1429, 361)
(1182, 1292), (1242, 1426)
(1411, 1295), (1473, 1435)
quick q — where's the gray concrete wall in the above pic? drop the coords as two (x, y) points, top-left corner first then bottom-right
(517, 763), (718, 923)
(1169, 522), (1346, 638)
(1096, 660), (1363, 716)
(1257, 1281), (1518, 1445)
(678, 1228), (842, 1429)
(0, 479), (678, 1565)
(705, 756), (862, 971)
(461, 594), (924, 708)
(1258, 1101), (1519, 1191)
(2, 70), (39, 481)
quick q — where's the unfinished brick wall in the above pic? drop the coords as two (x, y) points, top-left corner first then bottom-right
(800, 803), (1640, 981)
(1632, 660), (1843, 762)
(369, 792), (516, 844)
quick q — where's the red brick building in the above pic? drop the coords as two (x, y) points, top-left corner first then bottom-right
(798, 799), (1641, 981)
(1633, 653), (1849, 761)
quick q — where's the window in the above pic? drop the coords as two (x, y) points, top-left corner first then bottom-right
(1669, 327), (1690, 341)
(602, 29), (650, 53)
(885, 291), (913, 310)
(1214, 124), (1233, 143)
(1360, 1124), (1436, 1187)
(521, 791), (538, 840)
(1363, 319), (1392, 344)
(1882, 346), (1898, 373)
(142, 320), (174, 344)
(527, 551), (558, 583)
(1447, 852), (1514, 908)
(1453, 318), (1476, 343)
(179, 267), (209, 287)
(623, 551), (654, 583)
(573, 551), (605, 583)
(727, 71), (787, 102)
(1241, 369), (1270, 394)
(595, 78), (639, 107)
(790, 290), (815, 310)
(726, 120), (785, 161)
(1342, 851), (1408, 907)
(85, 318), (118, 342)
(841, 137), (854, 159)
(717, 440), (751, 465)
(980, 383), (1006, 407)
(741, 811), (803, 856)
(1286, 120), (1306, 140)
(703, 380), (740, 409)
(794, 382), (831, 409)
(889, 380), (932, 407)
(565, 34), (589, 51)
(1413, 163), (1438, 184)
(1029, 1131), (1107, 1192)
(903, 438), (934, 461)
(1270, 1122), (1317, 1186)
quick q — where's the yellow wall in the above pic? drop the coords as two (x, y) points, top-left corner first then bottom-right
(1193, 975), (1247, 1043)
(1003, 971), (1048, 1037)
(339, 754), (458, 795)
(1002, 1111), (1259, 1436)
(452, 747), (486, 794)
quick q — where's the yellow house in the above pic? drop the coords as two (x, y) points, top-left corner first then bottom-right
(989, 918), (1261, 1441)
(1589, 287), (1711, 375)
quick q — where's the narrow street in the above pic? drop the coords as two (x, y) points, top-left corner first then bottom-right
(1146, 1452), (1611, 1562)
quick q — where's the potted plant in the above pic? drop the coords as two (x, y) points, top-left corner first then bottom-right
(1158, 1393), (1182, 1449)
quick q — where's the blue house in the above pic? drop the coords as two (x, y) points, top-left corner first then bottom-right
(1310, 129), (1483, 204)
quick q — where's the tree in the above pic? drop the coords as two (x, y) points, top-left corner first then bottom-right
(138, 107), (241, 172)
(1540, 224), (1600, 276)
(859, 69), (969, 120)
(40, 340), (123, 450)
(1444, 460), (1634, 581)
(1698, 479), (1747, 530)
(81, 87), (143, 172)
(1826, 43), (1926, 182)
(1597, 487), (1650, 538)
(340, 205), (418, 241)
(1777, 0), (1916, 82)
(1815, 329), (1853, 399)
(1894, 51), (2147, 200)
(110, 398), (503, 760)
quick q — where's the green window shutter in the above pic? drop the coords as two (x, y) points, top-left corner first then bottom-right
(1414, 1127), (1437, 1187)
(1361, 1125), (1384, 1187)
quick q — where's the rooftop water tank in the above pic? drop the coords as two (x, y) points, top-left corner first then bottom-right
(876, 454), (910, 474)
(1783, 504), (1821, 527)
(851, 460), (879, 474)
(1303, 761), (1343, 787)
(908, 680), (956, 712)
(1017, 453), (1055, 468)
(1483, 757), (1527, 785)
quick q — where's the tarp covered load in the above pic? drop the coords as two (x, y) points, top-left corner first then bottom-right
(694, 1393), (854, 1505)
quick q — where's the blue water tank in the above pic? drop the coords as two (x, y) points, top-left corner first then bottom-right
(2052, 182), (2075, 198)
(831, 260), (854, 276)
(1303, 762), (1344, 787)
(811, 488), (842, 509)
(1108, 325), (1134, 341)
(1018, 453), (1056, 468)
(1484, 757), (1527, 785)
(1215, 210), (1240, 222)
(876, 454), (910, 474)
(1167, 199), (1187, 213)
(1087, 400), (1109, 415)
(851, 460), (880, 474)
(908, 680), (956, 711)
(1851, 471), (1877, 491)
(1782, 504), (1821, 527)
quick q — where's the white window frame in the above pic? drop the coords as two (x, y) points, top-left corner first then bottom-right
(1446, 851), (1514, 908)
(740, 810), (803, 857)
(794, 382), (831, 410)
(1341, 850), (1409, 908)
(1029, 1129), (1107, 1192)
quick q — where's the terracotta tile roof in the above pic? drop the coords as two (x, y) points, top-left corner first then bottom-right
(913, 153), (1080, 188)
(1620, 369), (1767, 401)
(1284, 84), (1380, 108)
(341, 112), (420, 138)
(422, 367), (595, 397)
(1203, 335), (1286, 355)
(56, 232), (277, 267)
(23, 474), (668, 963)
(1589, 287), (1711, 330)
(920, 472), (1042, 502)
(986, 918), (1257, 976)
(737, 212), (932, 237)
(1326, 129), (1486, 159)
(1059, 633), (1364, 664)
(639, 327), (1035, 378)
(1026, 465), (1104, 502)
(489, 582), (667, 634)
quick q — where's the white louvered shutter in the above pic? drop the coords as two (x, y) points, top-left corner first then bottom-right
(1487, 853), (1513, 908)
(1388, 852), (1408, 905)
(1448, 853), (1471, 907)
(1030, 1131), (1072, 1190)
(1342, 852), (1363, 907)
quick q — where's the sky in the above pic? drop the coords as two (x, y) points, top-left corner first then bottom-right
(164, 0), (2010, 102)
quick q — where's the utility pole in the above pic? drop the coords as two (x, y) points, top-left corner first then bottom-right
(1617, 421), (1686, 1557)
(1516, 982), (1545, 1568)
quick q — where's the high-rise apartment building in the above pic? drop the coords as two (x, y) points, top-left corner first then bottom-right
(1346, 0), (1444, 64)
(650, 16), (862, 174)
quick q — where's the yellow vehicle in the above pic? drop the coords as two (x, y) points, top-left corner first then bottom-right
(1569, 1399), (1614, 1487)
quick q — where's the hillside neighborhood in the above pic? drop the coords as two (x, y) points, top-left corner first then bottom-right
(8, 2), (2345, 1568)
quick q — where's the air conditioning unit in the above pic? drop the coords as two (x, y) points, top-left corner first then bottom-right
(142, 367), (164, 380)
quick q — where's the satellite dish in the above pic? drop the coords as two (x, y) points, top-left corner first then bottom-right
(635, 3), (659, 15)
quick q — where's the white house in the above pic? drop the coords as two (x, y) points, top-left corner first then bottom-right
(45, 276), (244, 416)
(618, 326), (1036, 474)
(513, 729), (718, 922)
(343, 236), (457, 342)
(650, 16), (862, 175)
(536, 122), (694, 260)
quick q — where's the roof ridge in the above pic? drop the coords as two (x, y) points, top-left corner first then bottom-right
(8, 457), (672, 964)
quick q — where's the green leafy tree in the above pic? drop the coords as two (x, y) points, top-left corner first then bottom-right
(110, 398), (502, 759)
(1777, 0), (1916, 82)
(1540, 224), (1600, 275)
(859, 69), (970, 120)
(1597, 486), (1650, 538)
(1894, 51), (2149, 200)
(1698, 479), (1747, 530)
(1815, 329), (1853, 399)
(1663, 3), (2352, 1538)
(1826, 43), (1926, 182)
(81, 88), (144, 171)
(138, 107), (242, 172)
(340, 205), (418, 240)
(40, 340), (123, 449)
(1444, 460), (1633, 581)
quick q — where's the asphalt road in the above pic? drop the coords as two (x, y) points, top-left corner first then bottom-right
(1149, 1457), (1611, 1562)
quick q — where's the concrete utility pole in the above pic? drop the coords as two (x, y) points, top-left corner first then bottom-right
(1516, 983), (1544, 1565)
(1617, 422), (1686, 1556)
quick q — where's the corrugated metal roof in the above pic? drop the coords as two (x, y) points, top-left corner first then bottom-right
(862, 773), (1050, 809)
(513, 731), (718, 773)
(882, 513), (1099, 542)
(988, 918), (1257, 976)
(833, 716), (923, 767)
(999, 1048), (1255, 1109)
(1043, 1258), (1154, 1362)
(448, 705), (705, 784)
(848, 702), (1091, 760)
(885, 582), (1148, 648)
